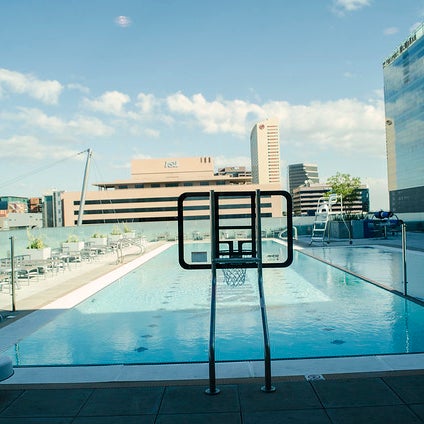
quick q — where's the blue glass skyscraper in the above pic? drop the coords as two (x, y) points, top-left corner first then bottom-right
(383, 23), (424, 213)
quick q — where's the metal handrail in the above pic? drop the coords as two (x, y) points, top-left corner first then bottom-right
(402, 223), (408, 296)
(279, 226), (298, 240)
(115, 236), (145, 263)
(206, 190), (276, 394)
(255, 189), (275, 393)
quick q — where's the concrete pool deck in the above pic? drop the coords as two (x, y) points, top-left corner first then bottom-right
(0, 233), (423, 422)
(0, 371), (423, 423)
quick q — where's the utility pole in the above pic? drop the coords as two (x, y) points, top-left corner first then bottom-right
(77, 148), (92, 226)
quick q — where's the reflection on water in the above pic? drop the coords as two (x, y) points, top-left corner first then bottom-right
(307, 245), (423, 300)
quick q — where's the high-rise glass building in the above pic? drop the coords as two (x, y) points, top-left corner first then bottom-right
(250, 118), (281, 185)
(287, 163), (319, 194)
(383, 23), (424, 213)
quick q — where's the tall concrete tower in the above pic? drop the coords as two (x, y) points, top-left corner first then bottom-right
(250, 118), (281, 185)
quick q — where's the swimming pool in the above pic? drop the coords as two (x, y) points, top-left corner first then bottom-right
(4, 241), (424, 366)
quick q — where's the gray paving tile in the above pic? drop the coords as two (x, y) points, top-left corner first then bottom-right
(0, 418), (72, 424)
(159, 385), (239, 414)
(73, 415), (155, 423)
(243, 409), (332, 424)
(78, 386), (164, 416)
(238, 381), (322, 412)
(326, 405), (422, 424)
(312, 378), (402, 408)
(0, 388), (93, 418)
(383, 375), (424, 404)
(0, 390), (24, 412)
(156, 412), (241, 423)
(409, 404), (424, 421)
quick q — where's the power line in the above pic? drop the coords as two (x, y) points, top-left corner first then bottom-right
(0, 149), (89, 190)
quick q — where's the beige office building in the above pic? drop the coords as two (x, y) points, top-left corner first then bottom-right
(250, 118), (281, 185)
(62, 156), (283, 226)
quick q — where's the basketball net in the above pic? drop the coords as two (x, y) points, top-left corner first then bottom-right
(221, 267), (247, 286)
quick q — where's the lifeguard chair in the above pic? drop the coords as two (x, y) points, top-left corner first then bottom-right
(310, 194), (351, 244)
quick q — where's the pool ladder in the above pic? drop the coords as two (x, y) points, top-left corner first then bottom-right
(206, 190), (276, 395)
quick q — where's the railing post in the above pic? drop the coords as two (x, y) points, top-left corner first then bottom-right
(206, 190), (220, 395)
(401, 223), (408, 296)
(9, 236), (16, 312)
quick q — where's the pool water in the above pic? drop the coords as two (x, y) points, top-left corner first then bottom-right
(6, 242), (424, 366)
(307, 245), (423, 299)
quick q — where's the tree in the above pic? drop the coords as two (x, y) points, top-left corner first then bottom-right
(326, 172), (362, 214)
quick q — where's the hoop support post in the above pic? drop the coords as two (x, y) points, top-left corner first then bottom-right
(205, 191), (220, 395)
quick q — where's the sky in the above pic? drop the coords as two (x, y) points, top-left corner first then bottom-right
(1, 0), (424, 211)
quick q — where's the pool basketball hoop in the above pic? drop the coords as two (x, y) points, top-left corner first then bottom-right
(178, 189), (293, 395)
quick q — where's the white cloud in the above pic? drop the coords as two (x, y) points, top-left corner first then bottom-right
(272, 98), (385, 157)
(0, 68), (63, 104)
(133, 153), (153, 160)
(0, 135), (78, 159)
(343, 71), (355, 78)
(332, 0), (371, 15)
(68, 115), (115, 137)
(115, 15), (132, 28)
(83, 90), (131, 116)
(13, 107), (114, 137)
(0, 71), (386, 167)
(163, 92), (385, 158)
(136, 93), (158, 114)
(16, 107), (67, 133)
(363, 176), (389, 210)
(383, 27), (399, 36)
(166, 92), (263, 135)
(67, 83), (90, 94)
(215, 155), (251, 169)
(145, 128), (160, 137)
(410, 22), (422, 33)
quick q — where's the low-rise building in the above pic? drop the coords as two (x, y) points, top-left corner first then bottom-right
(62, 157), (283, 226)
(0, 196), (43, 229)
(287, 163), (320, 195)
(292, 183), (369, 216)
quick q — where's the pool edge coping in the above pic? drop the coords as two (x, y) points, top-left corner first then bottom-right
(2, 353), (424, 386)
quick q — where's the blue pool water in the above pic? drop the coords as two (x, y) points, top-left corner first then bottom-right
(307, 244), (423, 299)
(6, 241), (424, 366)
